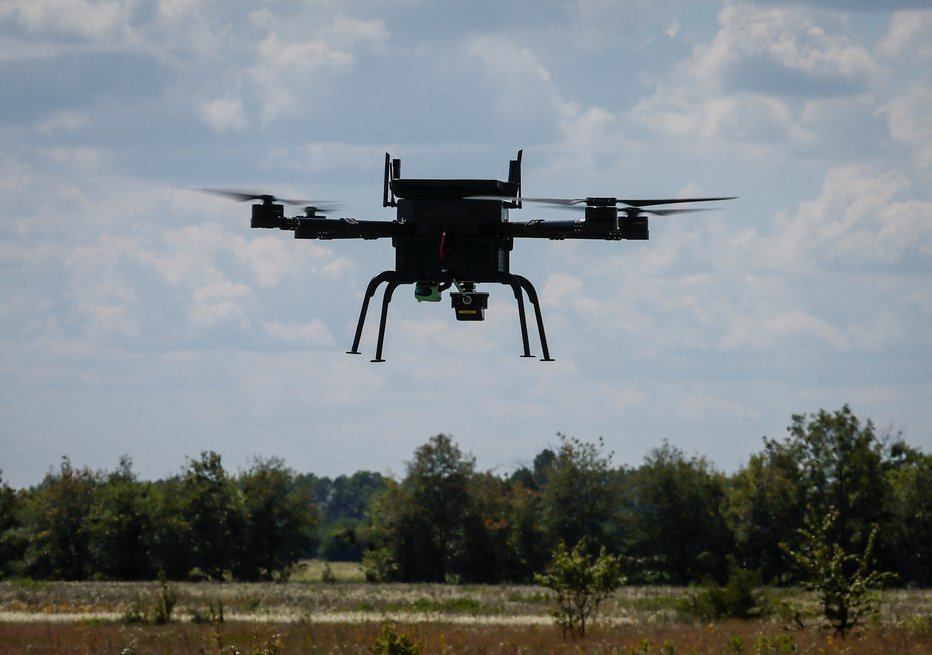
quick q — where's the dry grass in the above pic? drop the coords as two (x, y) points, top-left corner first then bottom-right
(2, 619), (932, 654)
(1, 575), (930, 654)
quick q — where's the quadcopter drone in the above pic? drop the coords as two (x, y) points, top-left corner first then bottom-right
(207, 151), (734, 362)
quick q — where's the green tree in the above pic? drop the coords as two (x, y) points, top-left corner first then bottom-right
(22, 458), (97, 579)
(535, 538), (625, 639)
(458, 471), (517, 582)
(236, 456), (318, 581)
(315, 471), (387, 562)
(726, 446), (805, 584)
(729, 405), (902, 584)
(508, 448), (557, 492)
(784, 405), (890, 554)
(87, 456), (154, 580)
(884, 446), (932, 585)
(365, 434), (478, 582)
(539, 435), (621, 555)
(323, 471), (388, 523)
(319, 518), (365, 561)
(781, 507), (894, 636)
(151, 451), (243, 580)
(0, 472), (24, 578)
(629, 442), (732, 583)
(148, 476), (195, 579)
(504, 478), (547, 581)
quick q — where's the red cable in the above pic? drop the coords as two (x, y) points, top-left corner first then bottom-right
(440, 228), (453, 261)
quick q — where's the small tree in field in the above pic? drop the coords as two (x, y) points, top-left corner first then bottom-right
(534, 538), (625, 639)
(782, 507), (894, 636)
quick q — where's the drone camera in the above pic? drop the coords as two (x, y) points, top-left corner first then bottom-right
(451, 292), (488, 321)
(251, 203), (284, 229)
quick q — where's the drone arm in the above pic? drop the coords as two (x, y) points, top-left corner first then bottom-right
(495, 220), (625, 241)
(292, 217), (401, 240)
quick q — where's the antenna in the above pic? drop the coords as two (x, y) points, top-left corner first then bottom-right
(508, 149), (523, 209)
(382, 153), (397, 207)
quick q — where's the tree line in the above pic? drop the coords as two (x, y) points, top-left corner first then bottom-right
(1, 405), (930, 586)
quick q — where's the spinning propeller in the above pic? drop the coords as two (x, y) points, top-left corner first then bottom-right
(475, 194), (735, 216)
(198, 188), (340, 215)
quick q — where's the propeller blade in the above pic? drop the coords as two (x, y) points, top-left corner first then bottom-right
(639, 207), (717, 216)
(196, 188), (327, 207)
(619, 197), (737, 208)
(469, 195), (737, 208)
(518, 197), (589, 206)
(301, 203), (343, 214)
(466, 195), (588, 205)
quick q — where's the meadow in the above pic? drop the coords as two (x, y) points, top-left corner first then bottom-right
(1, 563), (931, 654)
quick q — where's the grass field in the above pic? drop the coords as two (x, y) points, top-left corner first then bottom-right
(1, 565), (931, 653)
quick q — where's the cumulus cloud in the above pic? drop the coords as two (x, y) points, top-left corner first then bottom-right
(879, 9), (932, 62)
(770, 165), (931, 268)
(0, 0), (131, 40)
(199, 96), (250, 133)
(881, 83), (932, 168)
(262, 319), (334, 347)
(3, 0), (930, 487)
(243, 14), (389, 125)
(631, 3), (883, 148)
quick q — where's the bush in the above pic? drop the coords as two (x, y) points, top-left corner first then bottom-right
(370, 623), (422, 655)
(684, 566), (767, 620)
(534, 538), (625, 639)
(781, 507), (895, 636)
(153, 581), (177, 625)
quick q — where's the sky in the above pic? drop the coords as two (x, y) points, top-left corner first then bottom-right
(1, 0), (930, 489)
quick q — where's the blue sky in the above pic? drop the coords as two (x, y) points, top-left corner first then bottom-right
(1, 1), (930, 488)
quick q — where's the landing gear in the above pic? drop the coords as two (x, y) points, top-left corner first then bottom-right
(346, 272), (554, 362)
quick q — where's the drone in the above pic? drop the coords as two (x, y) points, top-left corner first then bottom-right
(206, 151), (734, 362)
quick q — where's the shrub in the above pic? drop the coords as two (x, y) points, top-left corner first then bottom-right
(534, 538), (625, 639)
(153, 581), (177, 625)
(370, 623), (422, 655)
(190, 599), (224, 625)
(781, 507), (894, 636)
(684, 566), (767, 620)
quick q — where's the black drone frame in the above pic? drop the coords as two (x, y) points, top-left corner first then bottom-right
(208, 151), (733, 361)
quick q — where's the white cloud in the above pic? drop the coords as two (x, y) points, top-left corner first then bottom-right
(189, 269), (253, 327)
(771, 165), (930, 268)
(465, 34), (568, 124)
(262, 319), (334, 347)
(881, 83), (932, 168)
(245, 16), (389, 124)
(65, 235), (143, 337)
(0, 0), (130, 40)
(199, 96), (249, 133)
(3, 0), (931, 488)
(157, 0), (201, 22)
(35, 110), (89, 133)
(879, 9), (932, 62)
(721, 308), (851, 351)
(631, 3), (883, 149)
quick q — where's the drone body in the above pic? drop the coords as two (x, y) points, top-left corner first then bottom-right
(210, 151), (734, 361)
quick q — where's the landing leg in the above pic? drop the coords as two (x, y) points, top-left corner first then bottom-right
(347, 271), (395, 355)
(514, 275), (554, 362)
(501, 275), (533, 357)
(371, 280), (401, 362)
